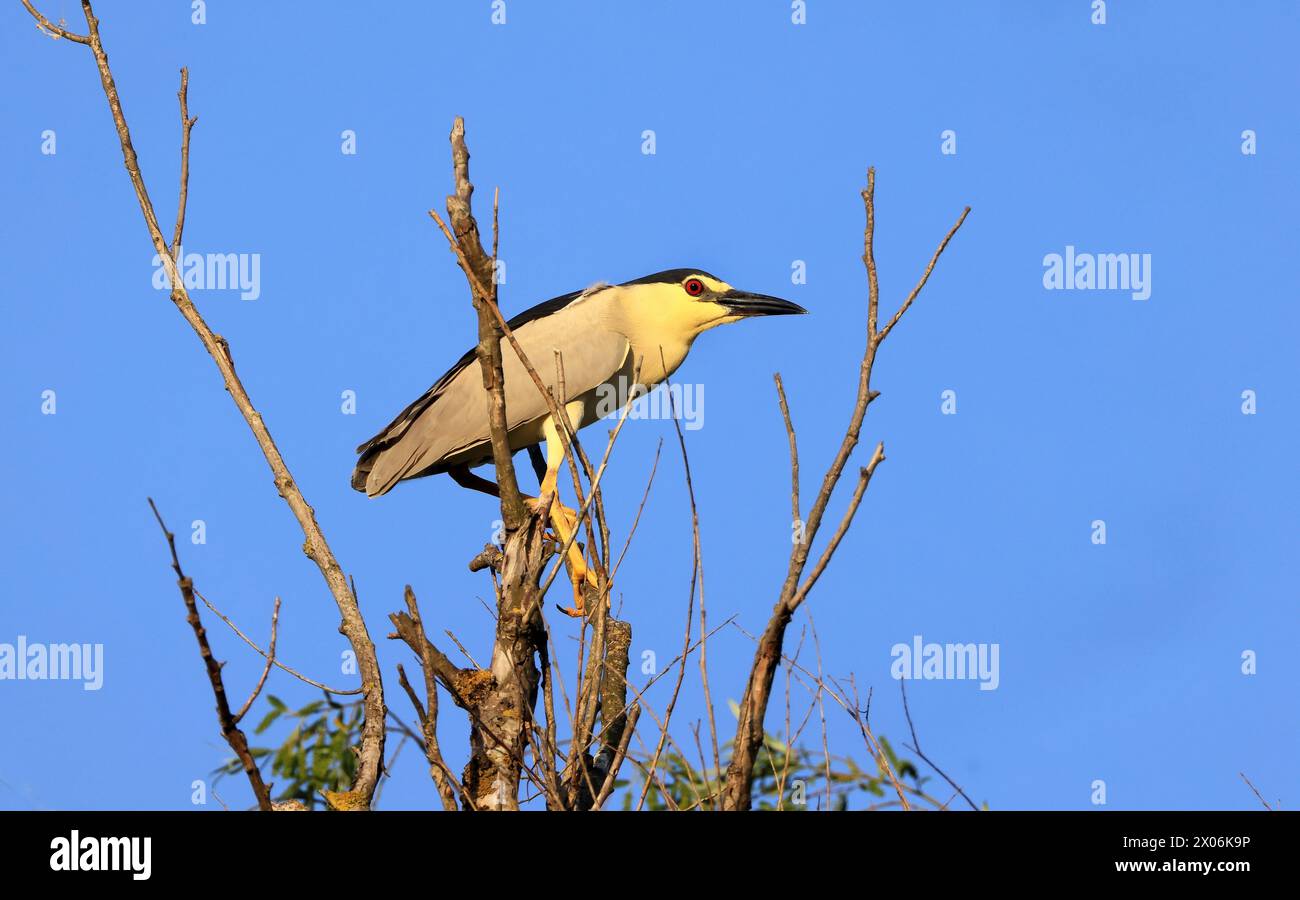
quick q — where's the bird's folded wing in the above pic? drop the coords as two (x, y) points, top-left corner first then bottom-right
(355, 288), (629, 495)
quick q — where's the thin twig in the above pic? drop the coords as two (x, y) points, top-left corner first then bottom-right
(611, 438), (663, 580)
(593, 704), (641, 810)
(634, 381), (702, 810)
(193, 588), (362, 696)
(810, 617), (832, 812)
(774, 373), (800, 526)
(147, 498), (272, 811)
(396, 663), (463, 811)
(19, 0), (89, 43)
(169, 67), (197, 259)
(443, 628), (481, 670)
(233, 597), (279, 724)
(847, 677), (909, 811)
(662, 368), (721, 788)
(791, 442), (886, 611)
(875, 206), (972, 345)
(900, 679), (978, 811)
(1239, 772), (1274, 811)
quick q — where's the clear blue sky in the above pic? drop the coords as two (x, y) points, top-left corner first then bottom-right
(2, 1), (1296, 811)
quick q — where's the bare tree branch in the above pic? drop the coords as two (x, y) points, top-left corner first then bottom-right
(388, 587), (467, 689)
(193, 588), (362, 696)
(775, 373), (800, 526)
(27, 0), (386, 811)
(900, 679), (978, 811)
(19, 0), (89, 43)
(875, 206), (971, 346)
(634, 395), (702, 809)
(147, 499), (272, 811)
(593, 704), (640, 810)
(662, 372), (722, 791)
(809, 617), (832, 811)
(438, 118), (527, 529)
(396, 663), (462, 811)
(426, 119), (551, 809)
(1239, 772), (1275, 811)
(791, 443), (885, 610)
(169, 67), (196, 259)
(567, 617), (633, 810)
(720, 168), (969, 809)
(233, 597), (279, 724)
(845, 677), (910, 810)
(387, 585), (557, 809)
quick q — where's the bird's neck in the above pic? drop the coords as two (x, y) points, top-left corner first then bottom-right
(631, 337), (692, 389)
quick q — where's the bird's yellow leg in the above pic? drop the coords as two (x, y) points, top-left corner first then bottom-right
(547, 502), (595, 618)
(530, 414), (602, 617)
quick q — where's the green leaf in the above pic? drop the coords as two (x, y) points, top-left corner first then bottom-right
(254, 707), (282, 734)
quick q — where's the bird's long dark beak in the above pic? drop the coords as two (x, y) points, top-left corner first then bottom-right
(717, 289), (807, 317)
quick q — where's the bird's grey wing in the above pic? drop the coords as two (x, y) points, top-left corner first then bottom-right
(354, 288), (628, 496)
(354, 290), (583, 460)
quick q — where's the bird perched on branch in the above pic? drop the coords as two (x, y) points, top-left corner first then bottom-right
(353, 269), (805, 613)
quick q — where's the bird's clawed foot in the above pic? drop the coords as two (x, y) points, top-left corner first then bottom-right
(555, 558), (604, 620)
(526, 493), (606, 619)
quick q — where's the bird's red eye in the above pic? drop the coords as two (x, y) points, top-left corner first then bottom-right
(684, 278), (705, 296)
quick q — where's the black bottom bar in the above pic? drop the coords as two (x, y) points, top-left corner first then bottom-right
(1, 810), (1283, 885)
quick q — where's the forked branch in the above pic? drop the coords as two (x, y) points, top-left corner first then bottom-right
(147, 499), (273, 811)
(720, 169), (969, 810)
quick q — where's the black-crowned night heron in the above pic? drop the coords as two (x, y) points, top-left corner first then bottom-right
(353, 269), (805, 612)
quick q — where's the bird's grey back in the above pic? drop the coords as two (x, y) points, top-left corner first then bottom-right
(353, 285), (630, 496)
